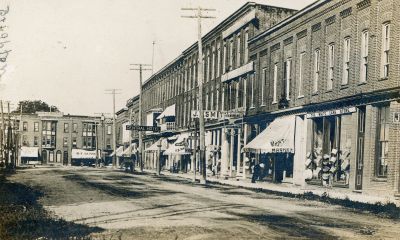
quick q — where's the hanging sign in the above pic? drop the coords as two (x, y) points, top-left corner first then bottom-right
(191, 110), (219, 119)
(306, 107), (356, 118)
(126, 125), (160, 132)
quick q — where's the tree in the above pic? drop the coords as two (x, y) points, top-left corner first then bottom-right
(12, 100), (60, 114)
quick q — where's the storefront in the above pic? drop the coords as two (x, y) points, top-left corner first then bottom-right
(304, 106), (358, 188)
(164, 133), (191, 173)
(20, 147), (40, 165)
(145, 138), (168, 170)
(71, 149), (98, 166)
(243, 115), (297, 183)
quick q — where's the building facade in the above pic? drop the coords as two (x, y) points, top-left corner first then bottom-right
(6, 112), (114, 166)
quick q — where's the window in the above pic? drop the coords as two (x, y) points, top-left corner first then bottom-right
(107, 125), (112, 135)
(217, 42), (221, 77)
(22, 135), (28, 146)
(261, 68), (267, 105)
(63, 137), (68, 147)
(223, 41), (227, 73)
(244, 28), (249, 63)
(23, 122), (28, 131)
(342, 38), (351, 85)
(34, 122), (39, 132)
(285, 58), (292, 99)
(34, 136), (38, 146)
(229, 38), (234, 70)
(49, 151), (54, 162)
(64, 123), (69, 133)
(360, 30), (368, 83)
(73, 123), (78, 133)
(106, 138), (111, 149)
(250, 74), (255, 108)
(273, 64), (278, 103)
(313, 49), (320, 93)
(298, 52), (305, 97)
(42, 121), (56, 148)
(381, 23), (390, 78)
(72, 137), (77, 148)
(236, 34), (241, 67)
(327, 43), (335, 90)
(376, 105), (389, 177)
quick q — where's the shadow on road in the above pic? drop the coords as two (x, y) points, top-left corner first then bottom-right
(0, 172), (103, 239)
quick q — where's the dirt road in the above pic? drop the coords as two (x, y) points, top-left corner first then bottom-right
(9, 167), (400, 239)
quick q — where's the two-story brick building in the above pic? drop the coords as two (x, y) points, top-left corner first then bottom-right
(245, 0), (400, 197)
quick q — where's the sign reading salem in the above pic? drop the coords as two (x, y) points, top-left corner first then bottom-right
(306, 107), (356, 118)
(126, 125), (160, 132)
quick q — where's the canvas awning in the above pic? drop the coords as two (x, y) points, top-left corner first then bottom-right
(72, 149), (97, 159)
(20, 147), (39, 158)
(164, 133), (191, 155)
(145, 138), (168, 152)
(242, 115), (296, 153)
(156, 104), (176, 120)
(122, 143), (138, 156)
(110, 146), (124, 157)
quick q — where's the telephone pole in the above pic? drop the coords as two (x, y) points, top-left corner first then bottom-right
(105, 89), (122, 168)
(130, 64), (152, 172)
(94, 112), (111, 166)
(182, 6), (215, 184)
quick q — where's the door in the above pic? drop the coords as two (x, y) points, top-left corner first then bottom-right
(41, 150), (47, 164)
(63, 151), (68, 165)
(355, 106), (366, 190)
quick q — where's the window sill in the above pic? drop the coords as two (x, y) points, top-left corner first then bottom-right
(297, 95), (305, 99)
(357, 81), (367, 86)
(340, 84), (349, 90)
(379, 77), (388, 81)
(249, 106), (255, 109)
(372, 177), (387, 182)
(260, 104), (266, 107)
(325, 90), (333, 93)
(272, 101), (278, 105)
(311, 92), (319, 96)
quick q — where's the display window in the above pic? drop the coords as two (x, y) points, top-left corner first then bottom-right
(306, 114), (352, 187)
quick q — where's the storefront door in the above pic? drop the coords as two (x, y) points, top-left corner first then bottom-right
(355, 106), (366, 190)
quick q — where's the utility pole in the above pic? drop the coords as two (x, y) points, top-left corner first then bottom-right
(182, 6), (215, 184)
(94, 112), (110, 166)
(105, 89), (122, 168)
(130, 64), (152, 172)
(151, 41), (156, 75)
(0, 100), (4, 164)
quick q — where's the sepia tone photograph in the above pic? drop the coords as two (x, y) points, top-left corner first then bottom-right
(1, 0), (400, 239)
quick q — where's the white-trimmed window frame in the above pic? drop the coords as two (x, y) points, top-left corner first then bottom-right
(313, 49), (320, 93)
(327, 43), (335, 90)
(342, 37), (351, 85)
(273, 63), (278, 104)
(298, 52), (306, 98)
(381, 22), (390, 78)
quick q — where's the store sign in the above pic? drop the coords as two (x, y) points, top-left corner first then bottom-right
(191, 110), (219, 119)
(126, 125), (160, 132)
(306, 107), (356, 118)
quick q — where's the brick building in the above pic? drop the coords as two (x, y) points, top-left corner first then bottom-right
(3, 112), (114, 166)
(245, 0), (400, 197)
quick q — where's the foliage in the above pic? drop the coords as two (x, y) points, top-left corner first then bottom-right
(12, 100), (60, 114)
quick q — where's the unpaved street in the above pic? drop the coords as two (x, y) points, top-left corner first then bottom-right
(9, 167), (400, 239)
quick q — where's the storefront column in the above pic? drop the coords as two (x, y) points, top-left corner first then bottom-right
(236, 128), (242, 178)
(229, 128), (235, 177)
(221, 128), (229, 177)
(243, 124), (248, 179)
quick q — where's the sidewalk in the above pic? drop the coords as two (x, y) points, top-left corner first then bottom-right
(146, 169), (399, 207)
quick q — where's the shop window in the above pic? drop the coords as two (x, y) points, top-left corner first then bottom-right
(376, 105), (389, 177)
(307, 115), (352, 186)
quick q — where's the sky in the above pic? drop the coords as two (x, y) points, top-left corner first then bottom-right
(0, 0), (315, 115)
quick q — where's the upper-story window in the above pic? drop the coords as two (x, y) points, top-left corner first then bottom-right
(284, 58), (292, 100)
(236, 34), (241, 68)
(211, 45), (215, 80)
(34, 122), (39, 132)
(229, 38), (234, 70)
(107, 125), (112, 135)
(298, 52), (306, 97)
(64, 123), (69, 133)
(244, 28), (249, 64)
(250, 73), (255, 108)
(313, 49), (320, 93)
(217, 41), (221, 77)
(360, 30), (369, 83)
(261, 68), (267, 106)
(23, 122), (28, 131)
(273, 63), (278, 103)
(73, 123), (78, 133)
(327, 43), (335, 90)
(381, 23), (390, 78)
(223, 41), (227, 73)
(342, 37), (351, 85)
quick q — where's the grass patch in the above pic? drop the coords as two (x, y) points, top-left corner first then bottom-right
(0, 171), (103, 239)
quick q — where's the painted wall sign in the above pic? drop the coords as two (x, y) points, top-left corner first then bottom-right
(306, 107), (356, 118)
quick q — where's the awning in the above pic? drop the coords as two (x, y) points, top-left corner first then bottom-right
(110, 146), (124, 157)
(20, 147), (39, 158)
(156, 104), (176, 120)
(242, 115), (296, 153)
(164, 133), (192, 155)
(122, 143), (138, 156)
(145, 138), (168, 152)
(72, 149), (97, 159)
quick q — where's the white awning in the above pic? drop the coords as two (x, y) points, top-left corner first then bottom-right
(156, 104), (176, 120)
(20, 147), (39, 158)
(72, 149), (97, 159)
(122, 143), (138, 156)
(242, 115), (296, 153)
(145, 138), (168, 152)
(110, 146), (124, 157)
(164, 133), (191, 155)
